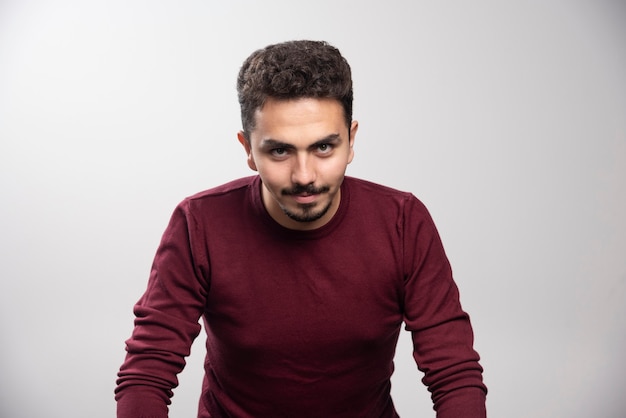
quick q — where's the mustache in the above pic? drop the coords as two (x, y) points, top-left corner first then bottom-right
(282, 184), (330, 196)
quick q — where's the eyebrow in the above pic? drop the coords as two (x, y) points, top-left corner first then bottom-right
(260, 134), (342, 150)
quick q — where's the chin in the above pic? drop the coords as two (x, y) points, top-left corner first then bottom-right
(284, 202), (332, 223)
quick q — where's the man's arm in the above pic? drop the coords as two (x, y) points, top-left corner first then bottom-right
(401, 196), (487, 417)
(115, 201), (208, 418)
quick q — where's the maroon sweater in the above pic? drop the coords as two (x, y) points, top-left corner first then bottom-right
(116, 176), (486, 417)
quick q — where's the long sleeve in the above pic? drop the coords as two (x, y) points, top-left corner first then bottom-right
(401, 196), (487, 417)
(114, 177), (487, 417)
(115, 202), (209, 418)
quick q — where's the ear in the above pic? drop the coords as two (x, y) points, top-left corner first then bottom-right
(347, 120), (358, 164)
(237, 131), (257, 171)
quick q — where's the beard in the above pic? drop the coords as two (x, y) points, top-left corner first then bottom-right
(281, 183), (333, 223)
(282, 200), (333, 223)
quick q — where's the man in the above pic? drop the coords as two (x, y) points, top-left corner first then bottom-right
(116, 40), (487, 417)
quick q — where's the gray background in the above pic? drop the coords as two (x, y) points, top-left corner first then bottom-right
(1, 1), (625, 417)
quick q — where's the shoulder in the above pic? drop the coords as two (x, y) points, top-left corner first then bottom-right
(186, 176), (257, 202)
(344, 176), (426, 208)
(344, 176), (410, 196)
(173, 176), (259, 220)
(344, 176), (434, 225)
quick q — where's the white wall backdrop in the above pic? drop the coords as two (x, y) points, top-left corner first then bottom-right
(1, 1), (624, 417)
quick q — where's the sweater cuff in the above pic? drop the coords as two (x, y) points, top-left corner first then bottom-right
(436, 387), (487, 418)
(116, 388), (170, 418)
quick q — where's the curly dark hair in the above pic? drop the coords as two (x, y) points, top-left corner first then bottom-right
(237, 40), (353, 140)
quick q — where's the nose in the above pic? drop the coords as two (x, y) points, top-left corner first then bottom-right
(291, 153), (316, 186)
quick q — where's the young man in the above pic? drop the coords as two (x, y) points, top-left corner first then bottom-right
(115, 40), (487, 417)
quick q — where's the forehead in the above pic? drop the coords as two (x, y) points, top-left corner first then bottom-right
(251, 97), (347, 142)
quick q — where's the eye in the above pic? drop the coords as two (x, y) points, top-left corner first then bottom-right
(317, 143), (333, 154)
(270, 147), (287, 157)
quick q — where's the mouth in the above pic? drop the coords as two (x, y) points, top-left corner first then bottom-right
(292, 193), (319, 204)
(282, 185), (329, 205)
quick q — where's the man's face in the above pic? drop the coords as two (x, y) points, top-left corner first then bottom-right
(238, 97), (358, 231)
